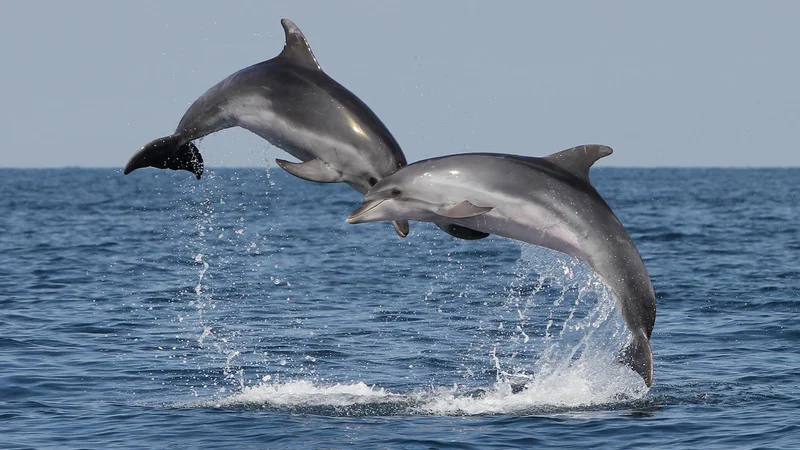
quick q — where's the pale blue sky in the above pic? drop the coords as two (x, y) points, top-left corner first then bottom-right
(1, 1), (798, 167)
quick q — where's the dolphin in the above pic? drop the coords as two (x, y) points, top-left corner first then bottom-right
(124, 19), (409, 237)
(346, 145), (657, 386)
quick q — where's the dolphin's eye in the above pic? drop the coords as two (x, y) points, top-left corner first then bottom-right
(391, 189), (402, 197)
(368, 177), (378, 187)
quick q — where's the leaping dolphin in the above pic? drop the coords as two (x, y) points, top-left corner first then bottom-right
(346, 145), (657, 386)
(124, 19), (409, 237)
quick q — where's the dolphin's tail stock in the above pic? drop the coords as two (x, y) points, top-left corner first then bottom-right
(618, 331), (654, 387)
(124, 135), (204, 179)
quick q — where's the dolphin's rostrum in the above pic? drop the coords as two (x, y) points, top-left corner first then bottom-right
(124, 19), (410, 237)
(347, 145), (657, 386)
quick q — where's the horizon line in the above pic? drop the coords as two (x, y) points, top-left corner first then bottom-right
(1, 165), (799, 170)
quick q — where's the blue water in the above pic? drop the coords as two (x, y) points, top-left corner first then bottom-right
(1, 167), (798, 448)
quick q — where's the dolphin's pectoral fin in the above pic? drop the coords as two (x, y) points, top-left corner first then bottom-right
(124, 135), (204, 180)
(278, 19), (321, 71)
(544, 144), (613, 183)
(617, 332), (654, 387)
(437, 201), (493, 219)
(435, 221), (490, 240)
(275, 158), (344, 183)
(392, 220), (410, 238)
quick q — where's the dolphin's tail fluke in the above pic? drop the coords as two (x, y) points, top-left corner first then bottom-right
(618, 331), (654, 387)
(124, 135), (204, 179)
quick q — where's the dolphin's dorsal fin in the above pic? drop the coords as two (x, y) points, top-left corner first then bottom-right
(278, 19), (321, 70)
(544, 144), (613, 183)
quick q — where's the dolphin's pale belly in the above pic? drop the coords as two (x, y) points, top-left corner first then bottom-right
(461, 199), (650, 293)
(454, 199), (655, 340)
(464, 196), (654, 339)
(454, 201), (588, 262)
(233, 99), (315, 162)
(235, 100), (365, 169)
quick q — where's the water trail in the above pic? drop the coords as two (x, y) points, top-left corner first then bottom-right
(176, 159), (294, 396)
(175, 170), (259, 395)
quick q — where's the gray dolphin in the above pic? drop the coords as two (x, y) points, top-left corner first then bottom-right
(346, 145), (657, 386)
(124, 19), (409, 237)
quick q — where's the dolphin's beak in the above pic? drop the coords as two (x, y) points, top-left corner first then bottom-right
(348, 199), (409, 237)
(346, 199), (386, 224)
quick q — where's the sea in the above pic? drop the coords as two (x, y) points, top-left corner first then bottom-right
(0, 166), (798, 449)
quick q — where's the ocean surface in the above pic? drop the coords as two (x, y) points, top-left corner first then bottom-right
(0, 166), (798, 449)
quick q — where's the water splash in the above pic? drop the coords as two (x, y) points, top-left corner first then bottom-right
(172, 170), (273, 394)
(487, 244), (640, 394)
(185, 242), (647, 415)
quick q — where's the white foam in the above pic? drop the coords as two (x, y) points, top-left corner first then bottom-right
(205, 380), (400, 408)
(415, 359), (647, 415)
(200, 361), (647, 414)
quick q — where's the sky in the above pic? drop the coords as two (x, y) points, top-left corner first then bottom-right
(1, 1), (798, 168)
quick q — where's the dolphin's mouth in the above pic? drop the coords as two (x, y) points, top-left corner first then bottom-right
(346, 199), (386, 223)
